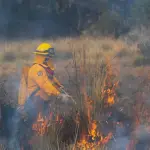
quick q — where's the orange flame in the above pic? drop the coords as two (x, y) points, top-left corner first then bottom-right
(32, 112), (48, 136)
(76, 59), (117, 149)
(77, 118), (112, 149)
(102, 59), (119, 106)
(32, 58), (117, 149)
(32, 112), (63, 136)
(103, 81), (119, 106)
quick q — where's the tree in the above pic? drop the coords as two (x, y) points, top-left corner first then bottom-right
(131, 0), (150, 25)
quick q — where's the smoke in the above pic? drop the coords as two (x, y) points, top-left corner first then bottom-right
(134, 125), (150, 141)
(111, 137), (130, 150)
(105, 107), (150, 150)
(7, 111), (22, 150)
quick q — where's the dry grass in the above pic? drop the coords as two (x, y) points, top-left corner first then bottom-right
(0, 36), (138, 74)
(0, 35), (149, 150)
(29, 37), (133, 150)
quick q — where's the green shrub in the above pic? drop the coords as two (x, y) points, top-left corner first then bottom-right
(133, 55), (150, 66)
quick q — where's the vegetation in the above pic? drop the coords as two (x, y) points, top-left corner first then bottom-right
(0, 36), (149, 149)
(0, 0), (150, 149)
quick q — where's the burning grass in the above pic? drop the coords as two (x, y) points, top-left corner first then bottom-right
(0, 36), (150, 150)
(31, 110), (112, 150)
(30, 48), (120, 150)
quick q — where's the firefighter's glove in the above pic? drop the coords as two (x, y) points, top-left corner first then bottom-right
(58, 93), (72, 104)
(59, 86), (65, 93)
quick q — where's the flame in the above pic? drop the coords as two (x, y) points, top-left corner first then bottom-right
(32, 112), (63, 136)
(89, 120), (98, 139)
(77, 117), (112, 149)
(32, 112), (48, 136)
(103, 81), (119, 106)
(75, 59), (117, 149)
(102, 59), (119, 106)
(32, 58), (117, 149)
(77, 121), (112, 149)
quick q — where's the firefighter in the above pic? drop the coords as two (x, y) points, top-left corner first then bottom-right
(21, 43), (70, 105)
(20, 42), (70, 113)
(8, 43), (72, 150)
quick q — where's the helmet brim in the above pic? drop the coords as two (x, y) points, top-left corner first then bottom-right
(34, 47), (55, 56)
(33, 52), (55, 57)
(33, 52), (48, 55)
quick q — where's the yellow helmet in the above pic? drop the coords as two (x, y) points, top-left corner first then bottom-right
(34, 43), (55, 57)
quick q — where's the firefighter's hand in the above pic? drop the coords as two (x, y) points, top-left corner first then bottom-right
(59, 86), (65, 93)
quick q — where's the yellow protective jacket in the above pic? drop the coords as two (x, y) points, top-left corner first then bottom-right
(18, 55), (62, 105)
(27, 64), (61, 101)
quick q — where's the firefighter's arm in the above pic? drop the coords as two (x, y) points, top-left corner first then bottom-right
(33, 66), (60, 96)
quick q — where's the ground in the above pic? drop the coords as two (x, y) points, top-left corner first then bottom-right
(0, 36), (150, 150)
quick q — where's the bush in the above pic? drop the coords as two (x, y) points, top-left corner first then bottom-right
(2, 52), (16, 62)
(133, 55), (145, 66)
(82, 11), (122, 37)
(138, 41), (150, 59)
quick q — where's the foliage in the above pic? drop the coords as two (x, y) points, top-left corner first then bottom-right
(131, 0), (150, 25)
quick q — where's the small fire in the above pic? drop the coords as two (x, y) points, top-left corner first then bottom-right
(32, 59), (117, 149)
(32, 112), (63, 136)
(76, 115), (112, 150)
(32, 112), (49, 136)
(75, 59), (119, 149)
(77, 120), (112, 149)
(103, 81), (119, 106)
(89, 120), (98, 139)
(102, 60), (119, 106)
